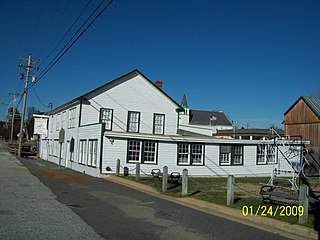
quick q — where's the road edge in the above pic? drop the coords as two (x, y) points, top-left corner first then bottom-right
(104, 175), (318, 240)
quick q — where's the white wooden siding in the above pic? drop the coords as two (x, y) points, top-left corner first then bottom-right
(102, 138), (298, 177)
(80, 75), (179, 135)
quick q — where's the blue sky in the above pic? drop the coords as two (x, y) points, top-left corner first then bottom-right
(1, 0), (319, 129)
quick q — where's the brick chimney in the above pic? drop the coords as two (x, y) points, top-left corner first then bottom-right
(155, 80), (162, 90)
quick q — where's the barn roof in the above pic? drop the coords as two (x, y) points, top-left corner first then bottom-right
(284, 96), (320, 119)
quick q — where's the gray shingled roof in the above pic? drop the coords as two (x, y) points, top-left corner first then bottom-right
(189, 110), (232, 126)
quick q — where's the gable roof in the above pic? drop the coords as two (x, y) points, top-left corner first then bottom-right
(189, 110), (233, 126)
(284, 96), (320, 119)
(48, 69), (183, 114)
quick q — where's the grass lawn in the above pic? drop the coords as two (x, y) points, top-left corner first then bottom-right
(124, 175), (320, 229)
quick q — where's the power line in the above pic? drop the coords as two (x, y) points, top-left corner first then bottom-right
(40, 0), (93, 66)
(35, 0), (106, 80)
(29, 0), (114, 90)
(32, 87), (50, 109)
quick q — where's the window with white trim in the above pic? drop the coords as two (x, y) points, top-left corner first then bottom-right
(56, 114), (60, 131)
(61, 111), (66, 129)
(127, 111), (140, 132)
(153, 114), (165, 134)
(100, 108), (113, 130)
(68, 107), (77, 128)
(257, 144), (276, 165)
(88, 140), (98, 167)
(143, 141), (157, 164)
(50, 116), (53, 132)
(127, 140), (157, 164)
(53, 139), (59, 157)
(79, 140), (87, 164)
(127, 140), (141, 163)
(219, 145), (243, 166)
(178, 143), (204, 165)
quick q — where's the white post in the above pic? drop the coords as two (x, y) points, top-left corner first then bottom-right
(298, 184), (309, 225)
(227, 175), (234, 205)
(182, 169), (188, 196)
(162, 166), (168, 192)
(135, 162), (140, 181)
(116, 159), (120, 176)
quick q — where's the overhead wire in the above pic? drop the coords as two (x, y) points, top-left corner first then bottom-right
(32, 87), (49, 109)
(37, 0), (67, 57)
(29, 0), (114, 90)
(40, 0), (93, 67)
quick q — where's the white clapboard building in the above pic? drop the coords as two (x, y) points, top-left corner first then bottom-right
(36, 70), (302, 178)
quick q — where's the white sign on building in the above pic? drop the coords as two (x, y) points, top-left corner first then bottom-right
(33, 115), (49, 137)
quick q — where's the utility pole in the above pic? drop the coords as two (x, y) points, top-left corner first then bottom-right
(18, 55), (40, 157)
(9, 92), (19, 142)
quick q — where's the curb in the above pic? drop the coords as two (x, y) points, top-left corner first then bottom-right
(104, 175), (318, 240)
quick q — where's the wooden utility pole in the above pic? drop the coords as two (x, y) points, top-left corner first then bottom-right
(18, 55), (40, 157)
(9, 92), (19, 142)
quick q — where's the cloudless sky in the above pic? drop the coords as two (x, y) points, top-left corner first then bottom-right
(1, 0), (319, 129)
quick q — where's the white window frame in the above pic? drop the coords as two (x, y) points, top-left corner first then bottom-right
(153, 113), (165, 134)
(56, 114), (60, 131)
(178, 143), (190, 165)
(53, 139), (59, 157)
(88, 140), (98, 167)
(50, 116), (54, 132)
(61, 111), (66, 129)
(100, 108), (113, 131)
(220, 145), (243, 166)
(127, 140), (141, 163)
(68, 107), (77, 128)
(143, 141), (157, 164)
(79, 140), (87, 164)
(257, 144), (276, 165)
(178, 143), (204, 165)
(127, 111), (140, 132)
(127, 140), (158, 164)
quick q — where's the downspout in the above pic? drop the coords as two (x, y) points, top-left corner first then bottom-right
(100, 123), (105, 174)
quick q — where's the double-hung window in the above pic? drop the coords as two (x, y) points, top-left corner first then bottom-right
(153, 114), (165, 134)
(219, 145), (243, 166)
(127, 111), (140, 132)
(257, 144), (276, 165)
(56, 114), (60, 131)
(177, 143), (204, 165)
(53, 139), (59, 157)
(50, 116), (54, 132)
(69, 107), (77, 128)
(100, 108), (113, 130)
(143, 141), (157, 164)
(61, 111), (66, 129)
(127, 140), (157, 164)
(88, 140), (98, 167)
(79, 140), (87, 164)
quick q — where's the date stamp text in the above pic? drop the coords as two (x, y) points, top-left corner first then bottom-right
(241, 205), (304, 217)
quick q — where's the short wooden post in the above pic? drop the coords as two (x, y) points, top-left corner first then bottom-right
(182, 169), (188, 196)
(116, 159), (120, 176)
(227, 175), (234, 206)
(135, 163), (140, 181)
(298, 184), (309, 225)
(162, 166), (168, 192)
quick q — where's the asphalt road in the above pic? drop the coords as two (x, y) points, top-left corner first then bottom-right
(1, 142), (290, 240)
